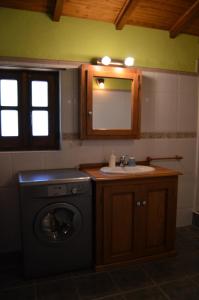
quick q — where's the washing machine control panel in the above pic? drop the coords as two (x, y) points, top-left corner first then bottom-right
(48, 185), (67, 197)
(47, 183), (88, 197)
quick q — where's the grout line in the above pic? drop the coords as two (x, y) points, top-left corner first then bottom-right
(141, 258), (193, 286)
(70, 277), (81, 300)
(34, 282), (38, 300)
(140, 265), (157, 286)
(157, 285), (171, 300)
(106, 270), (123, 293)
(69, 269), (105, 280)
(157, 275), (192, 286)
(107, 269), (157, 297)
(0, 280), (36, 292)
(155, 275), (190, 286)
(87, 291), (125, 300)
(157, 276), (199, 300)
(188, 273), (199, 286)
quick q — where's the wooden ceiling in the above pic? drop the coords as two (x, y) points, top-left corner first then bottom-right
(0, 0), (199, 38)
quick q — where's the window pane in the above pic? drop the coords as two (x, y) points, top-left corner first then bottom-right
(1, 80), (18, 106)
(1, 110), (18, 136)
(32, 81), (48, 107)
(32, 111), (48, 136)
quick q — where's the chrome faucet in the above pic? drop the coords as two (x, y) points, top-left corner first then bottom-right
(120, 154), (129, 167)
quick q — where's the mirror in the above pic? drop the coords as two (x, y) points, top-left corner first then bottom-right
(93, 77), (132, 129)
(80, 64), (141, 139)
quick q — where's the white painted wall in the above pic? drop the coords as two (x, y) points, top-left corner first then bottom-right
(0, 68), (198, 253)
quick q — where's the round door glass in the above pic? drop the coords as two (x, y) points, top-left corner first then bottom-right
(35, 203), (82, 243)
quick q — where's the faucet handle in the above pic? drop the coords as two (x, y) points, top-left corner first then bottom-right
(120, 154), (129, 166)
(120, 154), (128, 159)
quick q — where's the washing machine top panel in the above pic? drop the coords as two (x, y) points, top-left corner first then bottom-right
(18, 168), (90, 186)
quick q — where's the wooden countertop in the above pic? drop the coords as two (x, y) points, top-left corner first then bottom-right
(82, 165), (182, 182)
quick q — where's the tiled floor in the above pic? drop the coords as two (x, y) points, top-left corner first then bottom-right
(1, 226), (199, 299)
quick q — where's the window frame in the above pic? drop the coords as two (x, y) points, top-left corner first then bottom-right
(0, 69), (60, 151)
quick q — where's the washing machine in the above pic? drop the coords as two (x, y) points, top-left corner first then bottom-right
(18, 169), (93, 278)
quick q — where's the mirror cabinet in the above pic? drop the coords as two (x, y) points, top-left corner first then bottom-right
(79, 64), (142, 139)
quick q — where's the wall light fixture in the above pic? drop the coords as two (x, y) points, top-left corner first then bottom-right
(96, 78), (105, 89)
(96, 56), (135, 67)
(101, 56), (111, 65)
(124, 57), (135, 67)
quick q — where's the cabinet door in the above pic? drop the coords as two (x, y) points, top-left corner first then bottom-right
(138, 180), (177, 257)
(101, 178), (177, 265)
(103, 184), (142, 264)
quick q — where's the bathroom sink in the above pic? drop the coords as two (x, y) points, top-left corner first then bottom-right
(100, 165), (155, 174)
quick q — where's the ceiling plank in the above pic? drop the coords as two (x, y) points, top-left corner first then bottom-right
(115, 0), (140, 30)
(170, 0), (199, 38)
(52, 0), (64, 22)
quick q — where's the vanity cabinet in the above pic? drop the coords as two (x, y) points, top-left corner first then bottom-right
(99, 178), (177, 266)
(83, 169), (180, 270)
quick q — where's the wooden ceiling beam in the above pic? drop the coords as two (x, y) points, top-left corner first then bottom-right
(115, 0), (140, 30)
(170, 0), (199, 38)
(52, 0), (64, 22)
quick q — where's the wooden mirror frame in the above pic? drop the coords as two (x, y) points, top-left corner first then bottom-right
(79, 64), (141, 139)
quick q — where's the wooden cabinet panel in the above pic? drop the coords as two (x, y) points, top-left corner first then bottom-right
(143, 181), (177, 256)
(95, 176), (178, 269)
(111, 194), (134, 254)
(80, 64), (141, 139)
(103, 186), (137, 264)
(146, 189), (166, 248)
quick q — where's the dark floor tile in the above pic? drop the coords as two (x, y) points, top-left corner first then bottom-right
(190, 274), (199, 285)
(69, 268), (95, 278)
(99, 295), (124, 300)
(176, 226), (199, 239)
(73, 272), (118, 300)
(176, 232), (199, 254)
(160, 278), (199, 300)
(36, 278), (78, 300)
(2, 225), (199, 300)
(35, 272), (70, 284)
(187, 225), (199, 233)
(0, 252), (22, 271)
(124, 287), (167, 300)
(180, 253), (199, 276)
(36, 268), (95, 282)
(110, 266), (154, 292)
(0, 285), (35, 300)
(142, 256), (187, 283)
(0, 268), (33, 290)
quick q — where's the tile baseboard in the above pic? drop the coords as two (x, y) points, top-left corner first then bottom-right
(141, 132), (196, 139)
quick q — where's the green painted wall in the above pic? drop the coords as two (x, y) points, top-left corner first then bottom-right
(0, 8), (198, 72)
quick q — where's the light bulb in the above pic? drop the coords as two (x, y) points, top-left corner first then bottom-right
(97, 78), (105, 89)
(124, 57), (135, 67)
(101, 56), (111, 66)
(99, 81), (104, 89)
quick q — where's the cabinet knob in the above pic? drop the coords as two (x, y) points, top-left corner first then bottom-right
(88, 111), (92, 116)
(142, 200), (147, 206)
(71, 187), (78, 194)
(136, 201), (141, 206)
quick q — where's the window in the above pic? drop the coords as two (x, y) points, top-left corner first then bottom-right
(0, 70), (59, 151)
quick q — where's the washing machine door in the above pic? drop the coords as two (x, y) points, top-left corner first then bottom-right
(34, 203), (82, 244)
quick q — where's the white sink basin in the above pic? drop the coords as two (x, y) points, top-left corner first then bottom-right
(100, 165), (155, 174)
